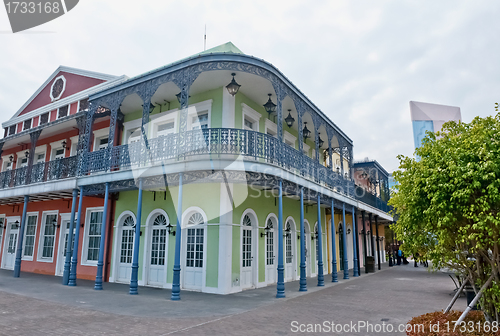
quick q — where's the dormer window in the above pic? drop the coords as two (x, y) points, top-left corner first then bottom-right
(58, 105), (68, 119)
(79, 98), (89, 111)
(23, 119), (32, 131)
(40, 113), (49, 125)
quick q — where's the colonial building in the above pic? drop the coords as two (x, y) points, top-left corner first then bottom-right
(0, 42), (392, 298)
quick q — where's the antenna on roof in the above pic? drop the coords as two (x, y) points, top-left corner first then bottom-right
(204, 24), (207, 51)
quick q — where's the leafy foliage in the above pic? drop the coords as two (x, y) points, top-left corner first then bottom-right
(390, 113), (500, 322)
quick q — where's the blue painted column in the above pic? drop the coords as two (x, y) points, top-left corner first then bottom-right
(171, 173), (183, 301)
(342, 203), (349, 279)
(352, 206), (359, 277)
(299, 187), (307, 291)
(330, 198), (338, 282)
(94, 182), (110, 290)
(316, 193), (324, 286)
(69, 186), (84, 286)
(276, 179), (285, 298)
(62, 189), (78, 285)
(13, 195), (29, 278)
(129, 179), (143, 295)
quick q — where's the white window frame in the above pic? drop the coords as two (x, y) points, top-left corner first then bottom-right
(303, 143), (310, 156)
(69, 136), (79, 156)
(0, 214), (6, 259)
(57, 105), (70, 120)
(81, 206), (104, 266)
(150, 109), (178, 138)
(265, 119), (277, 137)
(1, 156), (13, 172)
(92, 128), (110, 152)
(23, 119), (32, 131)
(22, 212), (39, 261)
(284, 131), (297, 148)
(37, 210), (59, 262)
(49, 140), (67, 160)
(122, 119), (142, 144)
(33, 145), (47, 165)
(241, 103), (261, 132)
(186, 100), (212, 131)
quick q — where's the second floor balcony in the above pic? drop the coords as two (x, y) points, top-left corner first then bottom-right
(0, 156), (77, 189)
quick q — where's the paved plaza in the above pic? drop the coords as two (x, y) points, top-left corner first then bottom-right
(0, 264), (466, 335)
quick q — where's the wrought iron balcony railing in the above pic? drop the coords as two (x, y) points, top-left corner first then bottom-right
(0, 156), (77, 189)
(84, 128), (389, 211)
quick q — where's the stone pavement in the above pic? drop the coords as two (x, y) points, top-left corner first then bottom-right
(0, 264), (466, 335)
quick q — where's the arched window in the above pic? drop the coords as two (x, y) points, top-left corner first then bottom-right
(266, 219), (274, 266)
(285, 221), (292, 264)
(120, 215), (135, 264)
(242, 215), (253, 267)
(151, 214), (167, 266)
(186, 212), (205, 268)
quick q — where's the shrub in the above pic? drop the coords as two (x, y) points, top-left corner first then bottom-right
(407, 310), (500, 336)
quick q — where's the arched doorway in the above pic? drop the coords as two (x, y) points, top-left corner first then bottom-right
(264, 215), (277, 284)
(182, 208), (207, 291)
(114, 212), (136, 283)
(144, 211), (169, 287)
(241, 210), (258, 290)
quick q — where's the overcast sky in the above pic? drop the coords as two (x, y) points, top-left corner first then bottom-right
(1, 0), (499, 173)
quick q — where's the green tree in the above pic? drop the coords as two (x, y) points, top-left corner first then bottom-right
(390, 113), (500, 322)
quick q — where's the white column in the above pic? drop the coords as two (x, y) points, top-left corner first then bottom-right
(218, 182), (234, 294)
(222, 88), (235, 128)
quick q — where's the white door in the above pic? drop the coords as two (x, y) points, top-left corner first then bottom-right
(285, 221), (294, 282)
(56, 220), (74, 276)
(4, 222), (19, 270)
(265, 219), (276, 284)
(241, 215), (255, 289)
(116, 215), (135, 283)
(147, 214), (167, 286)
(183, 212), (205, 291)
(0, 218), (4, 260)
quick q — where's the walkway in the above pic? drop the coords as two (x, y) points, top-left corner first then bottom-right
(0, 264), (465, 335)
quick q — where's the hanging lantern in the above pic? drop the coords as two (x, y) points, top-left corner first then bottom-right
(225, 73), (241, 96)
(318, 133), (324, 148)
(285, 109), (295, 128)
(263, 93), (277, 115)
(303, 122), (311, 140)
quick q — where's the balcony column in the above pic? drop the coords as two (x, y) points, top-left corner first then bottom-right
(68, 186), (84, 286)
(173, 71), (198, 153)
(25, 130), (41, 184)
(276, 179), (285, 298)
(78, 103), (97, 176)
(341, 202), (349, 279)
(330, 198), (338, 282)
(316, 193), (324, 286)
(129, 178), (143, 295)
(375, 215), (381, 270)
(361, 211), (368, 273)
(62, 188), (78, 285)
(94, 182), (110, 290)
(299, 187), (307, 291)
(369, 213), (375, 259)
(171, 172), (183, 301)
(106, 97), (123, 171)
(352, 206), (359, 277)
(13, 195), (29, 277)
(297, 106), (304, 154)
(339, 140), (344, 179)
(314, 121), (320, 162)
